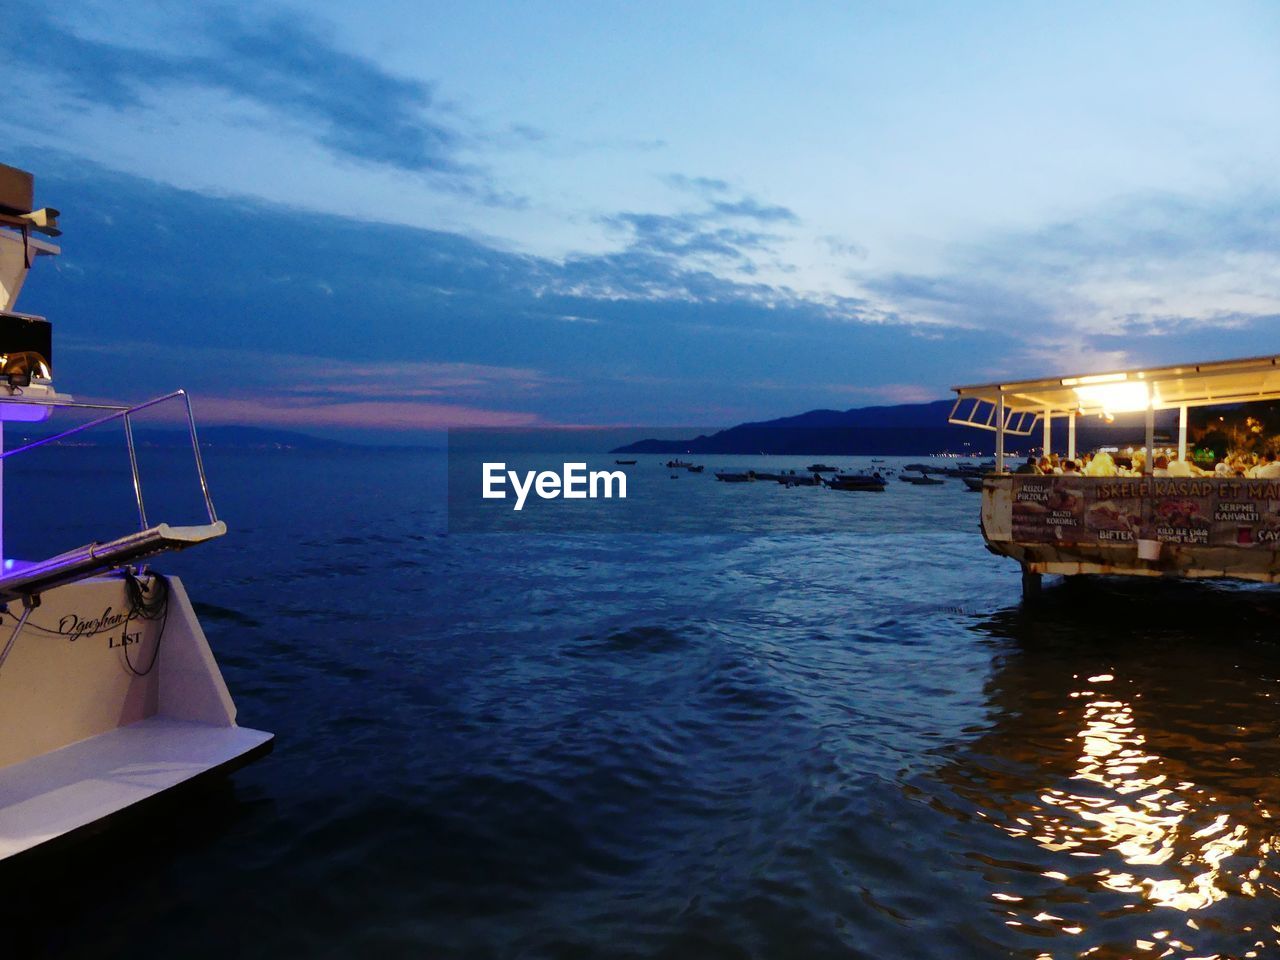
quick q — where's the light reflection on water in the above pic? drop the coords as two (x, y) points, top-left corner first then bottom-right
(929, 581), (1280, 959)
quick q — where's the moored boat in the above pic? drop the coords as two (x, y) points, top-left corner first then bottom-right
(824, 473), (886, 491)
(0, 163), (272, 862)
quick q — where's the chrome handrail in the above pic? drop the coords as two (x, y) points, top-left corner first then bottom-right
(0, 390), (218, 528)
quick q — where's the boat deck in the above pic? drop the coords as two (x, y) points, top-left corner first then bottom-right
(0, 717), (272, 862)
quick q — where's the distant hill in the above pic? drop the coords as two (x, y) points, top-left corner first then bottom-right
(160, 425), (340, 449)
(8, 423), (348, 449)
(611, 400), (1177, 455)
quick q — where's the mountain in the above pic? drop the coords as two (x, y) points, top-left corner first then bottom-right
(611, 400), (1178, 455)
(8, 423), (349, 449)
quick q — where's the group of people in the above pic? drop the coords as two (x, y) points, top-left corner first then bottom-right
(1015, 449), (1280, 479)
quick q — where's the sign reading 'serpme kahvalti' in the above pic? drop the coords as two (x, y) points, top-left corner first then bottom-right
(1010, 477), (1280, 547)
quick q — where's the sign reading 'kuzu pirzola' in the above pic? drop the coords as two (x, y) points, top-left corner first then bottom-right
(1010, 477), (1280, 547)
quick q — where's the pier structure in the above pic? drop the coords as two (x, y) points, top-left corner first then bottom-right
(949, 356), (1280, 593)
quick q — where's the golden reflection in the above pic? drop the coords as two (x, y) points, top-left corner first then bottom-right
(932, 587), (1280, 958)
(1030, 685), (1253, 914)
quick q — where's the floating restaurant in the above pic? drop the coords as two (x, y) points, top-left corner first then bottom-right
(950, 355), (1280, 593)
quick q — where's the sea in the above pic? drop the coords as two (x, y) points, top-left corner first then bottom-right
(7, 446), (1280, 960)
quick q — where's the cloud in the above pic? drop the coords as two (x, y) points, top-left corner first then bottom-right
(824, 383), (943, 404)
(822, 235), (869, 260)
(709, 197), (799, 224)
(664, 174), (731, 195)
(861, 187), (1280, 377)
(69, 345), (551, 430)
(591, 188), (803, 293)
(602, 211), (779, 263)
(2, 4), (486, 188)
(189, 396), (542, 431)
(13, 155), (1010, 431)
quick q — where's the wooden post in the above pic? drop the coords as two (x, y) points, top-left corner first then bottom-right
(996, 393), (1006, 473)
(1067, 413), (1076, 461)
(1144, 405), (1155, 475)
(1178, 405), (1188, 461)
(1043, 407), (1051, 457)
(1021, 565), (1042, 599)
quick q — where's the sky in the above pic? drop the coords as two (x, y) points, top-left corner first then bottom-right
(2, 1), (1279, 439)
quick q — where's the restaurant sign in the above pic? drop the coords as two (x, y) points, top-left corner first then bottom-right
(1011, 477), (1280, 547)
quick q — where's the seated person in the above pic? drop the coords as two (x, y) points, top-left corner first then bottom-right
(1061, 459), (1080, 474)
(1014, 455), (1041, 475)
(1084, 450), (1119, 477)
(1152, 455), (1170, 476)
(1255, 451), (1280, 479)
(1166, 455), (1198, 477)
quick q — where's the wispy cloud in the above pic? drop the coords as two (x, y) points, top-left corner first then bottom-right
(190, 396), (542, 431)
(664, 174), (731, 195)
(578, 188), (812, 299)
(68, 341), (552, 429)
(2, 4), (509, 198)
(709, 197), (798, 224)
(861, 188), (1280, 376)
(9, 157), (1064, 430)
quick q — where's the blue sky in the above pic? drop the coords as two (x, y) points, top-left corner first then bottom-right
(3, 1), (1279, 437)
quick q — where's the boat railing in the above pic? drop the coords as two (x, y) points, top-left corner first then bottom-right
(0, 389), (218, 531)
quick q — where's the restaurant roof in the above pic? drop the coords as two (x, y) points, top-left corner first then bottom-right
(951, 353), (1280, 417)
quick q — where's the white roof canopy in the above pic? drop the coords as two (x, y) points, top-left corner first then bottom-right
(952, 353), (1280, 418)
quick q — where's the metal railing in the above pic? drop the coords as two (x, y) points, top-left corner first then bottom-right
(0, 390), (218, 530)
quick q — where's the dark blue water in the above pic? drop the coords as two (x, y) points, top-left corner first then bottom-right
(7, 447), (1280, 959)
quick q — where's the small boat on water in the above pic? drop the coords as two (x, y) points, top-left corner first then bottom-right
(781, 475), (822, 486)
(962, 476), (984, 491)
(685, 464), (704, 473)
(665, 459), (693, 468)
(907, 475), (945, 485)
(905, 463), (932, 472)
(825, 474), (886, 491)
(615, 459), (637, 465)
(806, 463), (839, 472)
(715, 471), (755, 483)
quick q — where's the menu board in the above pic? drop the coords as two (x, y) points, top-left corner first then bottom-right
(1011, 477), (1086, 542)
(1008, 477), (1280, 548)
(1147, 479), (1215, 545)
(1212, 480), (1280, 547)
(1082, 479), (1144, 544)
